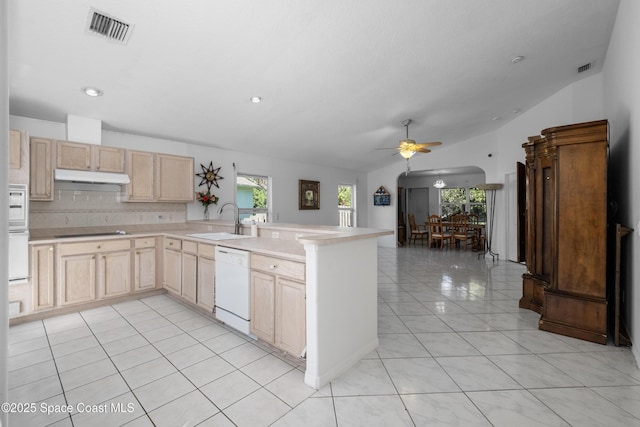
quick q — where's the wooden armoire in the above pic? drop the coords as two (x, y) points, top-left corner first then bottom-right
(519, 120), (609, 344)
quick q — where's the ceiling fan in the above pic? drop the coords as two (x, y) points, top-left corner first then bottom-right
(378, 119), (442, 174)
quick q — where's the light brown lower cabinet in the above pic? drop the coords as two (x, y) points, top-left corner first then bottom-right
(181, 251), (198, 304)
(251, 270), (276, 343)
(134, 238), (157, 292)
(31, 244), (55, 311)
(275, 277), (306, 356)
(59, 253), (97, 306)
(163, 238), (182, 294)
(250, 255), (306, 356)
(163, 239), (216, 310)
(99, 251), (131, 299)
(197, 243), (216, 311)
(58, 239), (131, 306)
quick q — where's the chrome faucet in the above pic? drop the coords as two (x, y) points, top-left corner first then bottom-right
(217, 202), (240, 235)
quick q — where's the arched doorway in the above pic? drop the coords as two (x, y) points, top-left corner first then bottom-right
(397, 166), (486, 246)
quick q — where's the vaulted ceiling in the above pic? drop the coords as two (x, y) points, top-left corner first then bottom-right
(8, 0), (620, 171)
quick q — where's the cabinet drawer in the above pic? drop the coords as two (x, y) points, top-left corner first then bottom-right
(198, 243), (215, 258)
(164, 237), (182, 250)
(135, 237), (156, 249)
(251, 254), (305, 281)
(60, 239), (131, 256)
(182, 240), (198, 254)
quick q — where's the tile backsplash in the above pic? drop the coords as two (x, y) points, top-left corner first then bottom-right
(30, 182), (187, 230)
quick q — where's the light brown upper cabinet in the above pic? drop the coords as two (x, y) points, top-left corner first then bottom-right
(57, 141), (125, 173)
(9, 130), (29, 185)
(124, 151), (194, 202)
(57, 141), (90, 170)
(9, 130), (22, 169)
(155, 154), (195, 202)
(30, 137), (54, 201)
(94, 146), (126, 172)
(125, 150), (155, 202)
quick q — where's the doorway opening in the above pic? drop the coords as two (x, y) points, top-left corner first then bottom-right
(397, 166), (486, 246)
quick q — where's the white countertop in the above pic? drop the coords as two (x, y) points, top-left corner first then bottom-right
(29, 221), (392, 261)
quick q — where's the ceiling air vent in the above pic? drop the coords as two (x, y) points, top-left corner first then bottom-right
(86, 8), (133, 44)
(577, 63), (592, 73)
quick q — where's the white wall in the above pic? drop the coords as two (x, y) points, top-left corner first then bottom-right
(10, 116), (368, 228)
(602, 0), (640, 362)
(367, 72), (606, 250)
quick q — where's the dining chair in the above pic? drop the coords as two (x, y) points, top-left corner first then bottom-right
(452, 214), (472, 250)
(408, 213), (428, 245)
(428, 215), (452, 249)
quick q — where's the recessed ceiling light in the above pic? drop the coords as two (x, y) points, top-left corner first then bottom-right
(250, 96), (262, 103)
(82, 87), (103, 97)
(512, 108), (521, 114)
(511, 56), (525, 64)
(492, 116), (502, 121)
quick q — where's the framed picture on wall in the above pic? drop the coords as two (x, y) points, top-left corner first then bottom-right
(373, 186), (391, 206)
(299, 180), (320, 210)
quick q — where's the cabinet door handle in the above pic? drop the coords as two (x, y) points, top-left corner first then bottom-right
(270, 264), (277, 269)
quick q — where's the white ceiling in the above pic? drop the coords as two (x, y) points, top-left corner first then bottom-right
(8, 0), (620, 172)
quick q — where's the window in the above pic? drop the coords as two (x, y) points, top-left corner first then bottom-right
(440, 186), (486, 221)
(440, 187), (467, 218)
(236, 174), (270, 222)
(468, 187), (487, 221)
(338, 184), (356, 227)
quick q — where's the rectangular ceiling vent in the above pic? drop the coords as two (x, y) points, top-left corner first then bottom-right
(86, 8), (133, 44)
(577, 62), (592, 73)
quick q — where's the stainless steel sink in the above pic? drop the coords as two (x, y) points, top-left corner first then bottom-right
(186, 232), (251, 241)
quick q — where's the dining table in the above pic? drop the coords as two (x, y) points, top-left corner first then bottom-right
(433, 221), (486, 251)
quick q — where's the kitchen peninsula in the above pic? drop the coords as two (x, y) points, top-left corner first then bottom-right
(23, 220), (392, 389)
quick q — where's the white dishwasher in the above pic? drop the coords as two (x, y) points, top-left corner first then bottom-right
(215, 246), (253, 336)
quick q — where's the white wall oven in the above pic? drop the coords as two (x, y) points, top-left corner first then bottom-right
(9, 184), (29, 283)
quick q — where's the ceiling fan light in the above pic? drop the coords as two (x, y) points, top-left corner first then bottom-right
(434, 179), (446, 188)
(399, 139), (416, 147)
(399, 149), (415, 159)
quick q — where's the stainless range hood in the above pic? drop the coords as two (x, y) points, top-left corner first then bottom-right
(54, 169), (131, 185)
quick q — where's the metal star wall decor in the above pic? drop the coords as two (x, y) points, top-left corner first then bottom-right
(196, 162), (223, 190)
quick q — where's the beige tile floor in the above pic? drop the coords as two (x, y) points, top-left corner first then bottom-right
(7, 246), (640, 426)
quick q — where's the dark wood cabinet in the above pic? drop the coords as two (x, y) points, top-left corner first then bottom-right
(519, 120), (609, 344)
